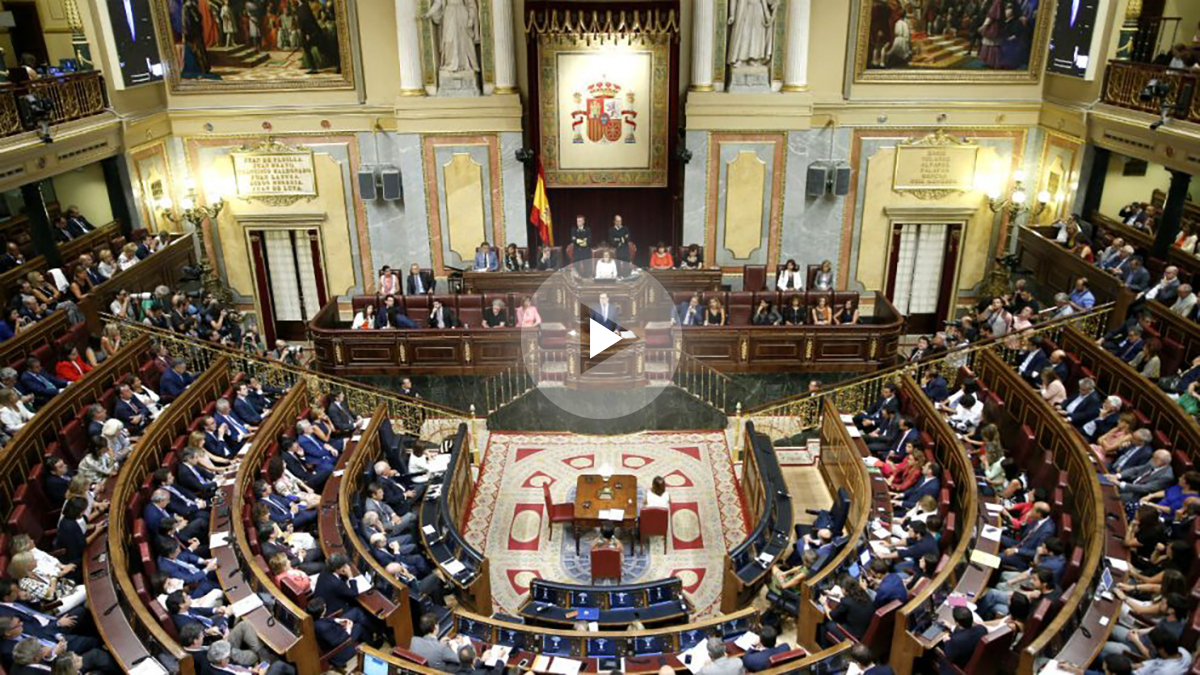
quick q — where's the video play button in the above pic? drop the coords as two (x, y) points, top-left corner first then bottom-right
(589, 319), (624, 358)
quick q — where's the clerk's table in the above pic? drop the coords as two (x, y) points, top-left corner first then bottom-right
(573, 474), (638, 554)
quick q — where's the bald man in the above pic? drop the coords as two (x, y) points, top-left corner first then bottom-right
(1116, 449), (1175, 502)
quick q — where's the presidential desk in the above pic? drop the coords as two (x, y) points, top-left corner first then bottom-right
(461, 268), (724, 296)
(307, 291), (904, 376)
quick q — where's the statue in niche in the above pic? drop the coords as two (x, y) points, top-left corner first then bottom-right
(726, 0), (778, 66)
(425, 0), (481, 94)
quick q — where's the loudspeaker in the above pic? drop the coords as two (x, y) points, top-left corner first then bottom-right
(380, 168), (403, 201)
(806, 163), (829, 197)
(832, 165), (852, 196)
(357, 169), (377, 200)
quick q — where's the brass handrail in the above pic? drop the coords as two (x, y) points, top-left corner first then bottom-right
(747, 303), (1114, 430)
(103, 314), (469, 434)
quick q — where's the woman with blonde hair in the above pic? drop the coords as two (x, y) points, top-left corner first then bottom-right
(8, 533), (79, 584)
(62, 473), (106, 523)
(8, 550), (87, 612)
(810, 296), (833, 326)
(1039, 368), (1066, 406)
(1092, 413), (1137, 461)
(0, 387), (33, 432)
(188, 430), (232, 471)
(813, 260), (835, 291)
(117, 243), (139, 271)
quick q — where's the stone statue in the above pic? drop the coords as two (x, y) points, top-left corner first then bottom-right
(425, 0), (481, 74)
(726, 0), (778, 66)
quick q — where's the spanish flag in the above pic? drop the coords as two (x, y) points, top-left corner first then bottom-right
(530, 160), (553, 246)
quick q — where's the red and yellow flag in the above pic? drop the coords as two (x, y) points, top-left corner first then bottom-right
(530, 161), (553, 246)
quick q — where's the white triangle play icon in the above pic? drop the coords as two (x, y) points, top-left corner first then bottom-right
(589, 319), (623, 358)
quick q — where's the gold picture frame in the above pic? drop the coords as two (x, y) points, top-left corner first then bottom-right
(150, 0), (356, 93)
(853, 0), (1051, 83)
(538, 34), (670, 188)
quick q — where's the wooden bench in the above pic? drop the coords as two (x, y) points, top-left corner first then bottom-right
(320, 403), (415, 647)
(974, 349), (1115, 674)
(1017, 225), (1133, 331)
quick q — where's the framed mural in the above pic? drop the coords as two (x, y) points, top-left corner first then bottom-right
(853, 0), (1052, 83)
(150, 0), (356, 92)
(538, 35), (670, 188)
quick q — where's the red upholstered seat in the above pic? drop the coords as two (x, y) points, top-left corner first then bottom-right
(590, 545), (622, 583)
(639, 507), (669, 554)
(542, 484), (573, 541)
(743, 265), (767, 292)
(392, 646), (428, 666)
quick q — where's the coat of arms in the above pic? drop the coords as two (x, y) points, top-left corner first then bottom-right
(570, 79), (638, 145)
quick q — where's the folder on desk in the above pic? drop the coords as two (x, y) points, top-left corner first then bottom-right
(969, 550), (1001, 569)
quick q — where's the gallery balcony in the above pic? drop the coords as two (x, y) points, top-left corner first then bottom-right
(1101, 60), (1200, 126)
(0, 70), (107, 140)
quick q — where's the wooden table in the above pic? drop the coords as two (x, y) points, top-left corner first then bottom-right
(573, 474), (639, 554)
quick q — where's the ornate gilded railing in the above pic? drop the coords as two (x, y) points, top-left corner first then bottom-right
(671, 350), (750, 416)
(0, 71), (106, 138)
(481, 359), (537, 414)
(1102, 60), (1200, 123)
(747, 303), (1114, 432)
(104, 314), (469, 434)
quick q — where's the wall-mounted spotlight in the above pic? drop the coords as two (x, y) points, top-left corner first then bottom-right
(515, 148), (536, 164)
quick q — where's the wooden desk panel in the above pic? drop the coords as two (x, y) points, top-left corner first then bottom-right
(574, 474), (638, 528)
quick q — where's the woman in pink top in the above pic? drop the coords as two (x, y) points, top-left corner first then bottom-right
(516, 296), (542, 327)
(1039, 368), (1066, 406)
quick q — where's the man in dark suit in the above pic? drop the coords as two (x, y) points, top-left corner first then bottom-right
(590, 292), (620, 331)
(325, 393), (356, 435)
(878, 519), (940, 572)
(921, 366), (949, 402)
(741, 625), (790, 672)
(231, 385), (262, 427)
(213, 399), (252, 444)
(428, 299), (459, 329)
(307, 598), (360, 668)
(64, 206), (94, 236)
(254, 480), (316, 528)
(1115, 450), (1176, 502)
(154, 469), (209, 534)
(407, 263), (436, 295)
(259, 523), (324, 575)
(1057, 377), (1102, 427)
(1000, 502), (1055, 570)
(296, 420), (338, 472)
(677, 294), (703, 326)
(43, 456), (71, 508)
(178, 625), (212, 675)
(865, 559), (907, 609)
(1081, 396), (1123, 443)
(176, 447), (217, 498)
(895, 462), (941, 511)
(145, 488), (207, 543)
(942, 607), (986, 673)
(51, 216), (75, 243)
(854, 383), (899, 431)
(312, 554), (373, 631)
(157, 539), (219, 597)
(1122, 256), (1151, 294)
(84, 405), (107, 439)
(280, 438), (331, 491)
(18, 359), (65, 407)
(879, 417), (920, 464)
(371, 460), (422, 512)
(0, 243), (25, 273)
(1106, 429), (1154, 474)
(453, 643), (504, 674)
(159, 361), (194, 401)
(1015, 337), (1050, 384)
(865, 408), (900, 455)
(113, 385), (151, 434)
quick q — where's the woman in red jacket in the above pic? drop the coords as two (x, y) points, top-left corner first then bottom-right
(55, 346), (92, 382)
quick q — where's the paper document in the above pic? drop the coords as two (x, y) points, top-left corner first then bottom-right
(756, 552), (774, 566)
(128, 658), (169, 675)
(969, 550), (1001, 569)
(230, 593), (264, 617)
(238, 443), (252, 457)
(548, 658), (583, 675)
(443, 559), (466, 575)
(734, 631), (759, 650)
(332, 470), (345, 478)
(1107, 557), (1129, 572)
(680, 641), (712, 674)
(984, 502), (1006, 513)
(891, 523), (906, 537)
(840, 414), (854, 423)
(422, 525), (437, 536)
(846, 426), (862, 438)
(980, 525), (1003, 542)
(353, 574), (372, 594)
(351, 435), (362, 443)
(869, 540), (891, 557)
(429, 454), (452, 473)
(531, 655), (552, 673)
(209, 532), (230, 549)
(483, 646), (512, 667)
(601, 508), (625, 521)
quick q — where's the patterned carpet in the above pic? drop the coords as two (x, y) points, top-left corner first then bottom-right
(463, 431), (749, 618)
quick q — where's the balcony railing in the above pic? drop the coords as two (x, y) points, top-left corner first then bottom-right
(0, 70), (106, 139)
(1102, 60), (1200, 124)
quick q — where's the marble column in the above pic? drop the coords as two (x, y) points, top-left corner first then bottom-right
(492, 0), (517, 93)
(691, 0), (714, 91)
(396, 0), (425, 95)
(781, 0), (810, 91)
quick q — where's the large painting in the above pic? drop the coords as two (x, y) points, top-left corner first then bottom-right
(538, 35), (669, 188)
(151, 0), (355, 92)
(853, 0), (1051, 82)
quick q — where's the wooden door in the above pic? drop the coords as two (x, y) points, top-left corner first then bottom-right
(247, 228), (328, 345)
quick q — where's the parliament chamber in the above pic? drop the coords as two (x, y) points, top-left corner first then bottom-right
(7, 0), (1200, 674)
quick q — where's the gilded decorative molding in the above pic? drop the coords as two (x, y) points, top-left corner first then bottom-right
(804, 337), (813, 360)
(705, 132), (786, 273)
(333, 339), (344, 365)
(479, 0), (496, 87)
(770, 0), (788, 83)
(464, 340), (472, 363)
(524, 8), (679, 37)
(421, 135), (504, 276)
(399, 342), (407, 364)
(740, 339), (748, 361)
(712, 0), (728, 89)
